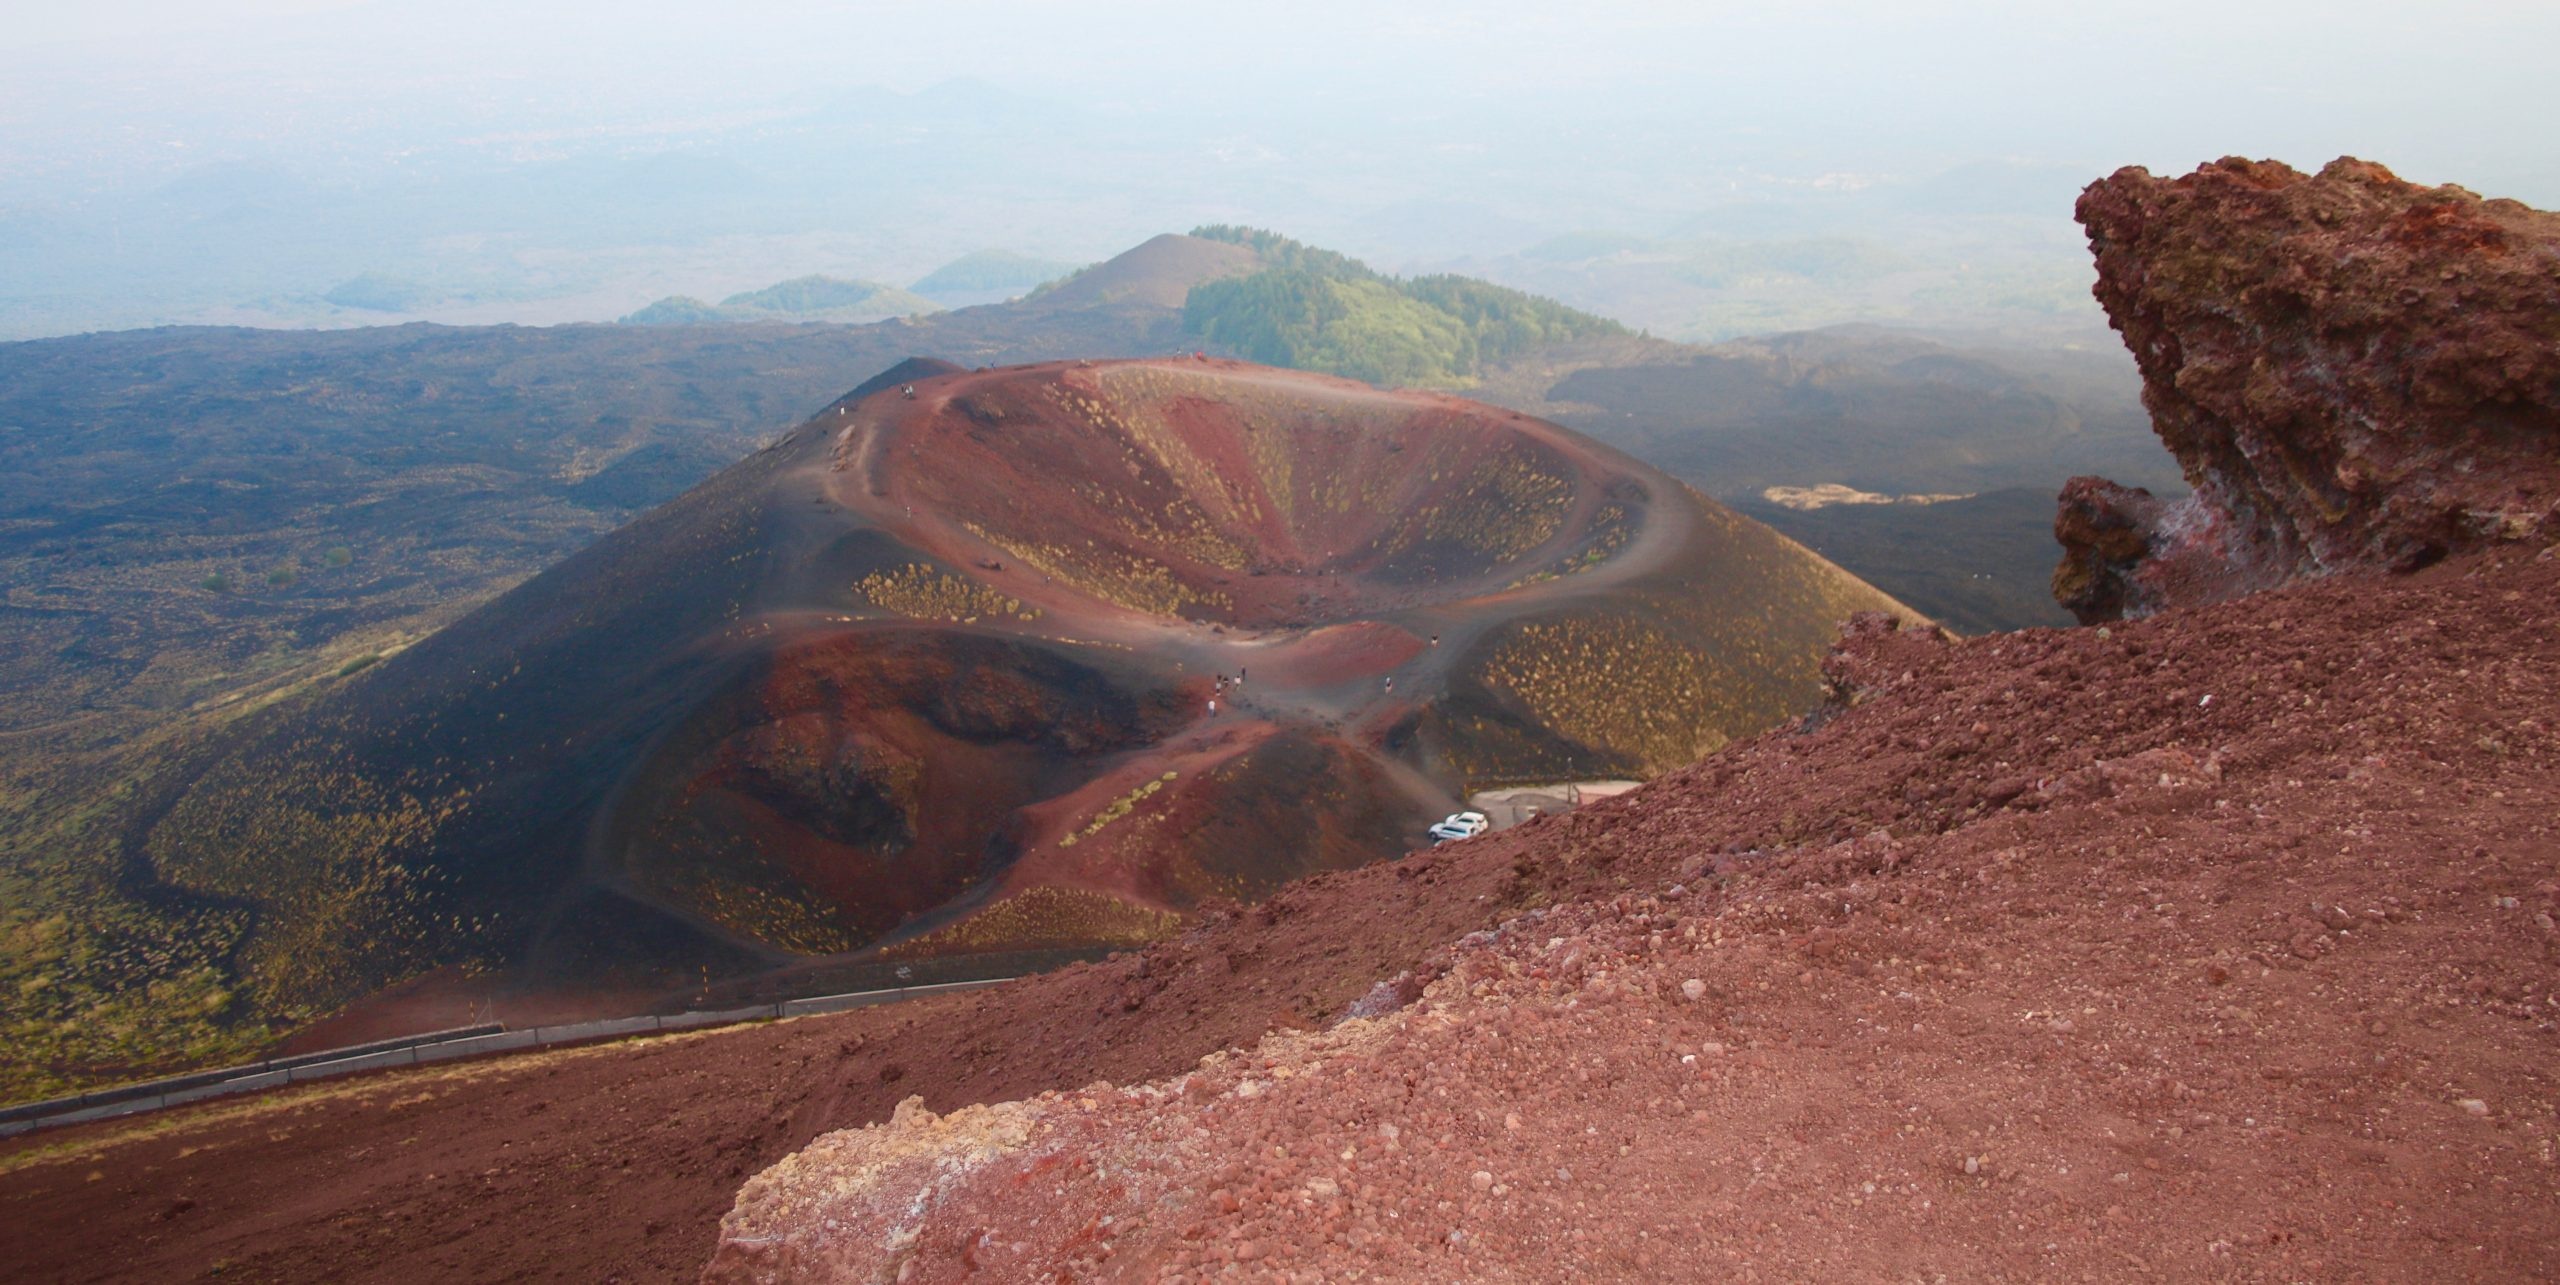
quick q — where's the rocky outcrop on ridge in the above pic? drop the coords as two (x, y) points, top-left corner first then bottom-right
(2055, 157), (2560, 621)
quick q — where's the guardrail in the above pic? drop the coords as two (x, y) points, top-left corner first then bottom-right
(0, 976), (1014, 1139)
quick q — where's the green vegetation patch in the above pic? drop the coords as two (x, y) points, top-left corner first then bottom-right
(0, 736), (270, 1105)
(853, 564), (1040, 623)
(881, 885), (1181, 957)
(1058, 772), (1177, 848)
(617, 295), (731, 326)
(720, 275), (939, 318)
(1478, 614), (1736, 777)
(1182, 226), (1628, 388)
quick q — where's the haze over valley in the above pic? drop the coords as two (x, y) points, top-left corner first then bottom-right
(8, 2), (2553, 343)
(3, 5), (2557, 1281)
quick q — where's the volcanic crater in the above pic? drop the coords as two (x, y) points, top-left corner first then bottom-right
(141, 357), (1914, 1031)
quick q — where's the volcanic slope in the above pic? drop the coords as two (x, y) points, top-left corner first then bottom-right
(6, 543), (2553, 1284)
(709, 546), (2560, 1283)
(1029, 232), (1262, 310)
(130, 357), (1913, 1043)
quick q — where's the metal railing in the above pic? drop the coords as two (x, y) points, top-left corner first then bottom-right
(0, 976), (1013, 1138)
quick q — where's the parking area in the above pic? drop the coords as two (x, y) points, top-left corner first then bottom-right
(1462, 779), (1643, 831)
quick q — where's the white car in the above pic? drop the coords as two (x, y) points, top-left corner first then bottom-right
(1428, 810), (1491, 843)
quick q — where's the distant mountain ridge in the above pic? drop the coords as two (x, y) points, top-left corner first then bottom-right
(620, 275), (941, 325)
(909, 250), (1082, 301)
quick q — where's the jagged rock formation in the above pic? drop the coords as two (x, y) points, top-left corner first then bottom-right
(2055, 157), (2560, 621)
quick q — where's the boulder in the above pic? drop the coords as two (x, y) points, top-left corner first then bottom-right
(2058, 156), (2560, 620)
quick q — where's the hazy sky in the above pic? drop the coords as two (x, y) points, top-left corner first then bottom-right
(10, 0), (2555, 189)
(3, 1), (2553, 337)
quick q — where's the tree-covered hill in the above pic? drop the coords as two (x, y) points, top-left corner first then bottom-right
(1181, 226), (1629, 387)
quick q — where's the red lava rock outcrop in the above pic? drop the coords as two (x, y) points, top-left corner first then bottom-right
(2055, 156), (2560, 622)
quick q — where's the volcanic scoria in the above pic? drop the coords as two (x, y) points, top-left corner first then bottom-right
(2055, 156), (2560, 621)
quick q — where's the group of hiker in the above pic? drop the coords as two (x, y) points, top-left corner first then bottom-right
(1198, 630), (1447, 718)
(1206, 667), (1247, 717)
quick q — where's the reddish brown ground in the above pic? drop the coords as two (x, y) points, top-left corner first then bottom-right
(697, 354), (1906, 958)
(5, 545), (2555, 1282)
(837, 358), (1688, 631)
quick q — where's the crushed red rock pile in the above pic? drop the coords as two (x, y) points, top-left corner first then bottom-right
(707, 544), (2560, 1283)
(2055, 157), (2560, 622)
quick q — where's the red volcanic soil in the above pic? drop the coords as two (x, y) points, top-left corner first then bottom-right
(7, 543), (2556, 1282)
(836, 357), (1686, 629)
(140, 351), (1901, 1058)
(654, 354), (1906, 963)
